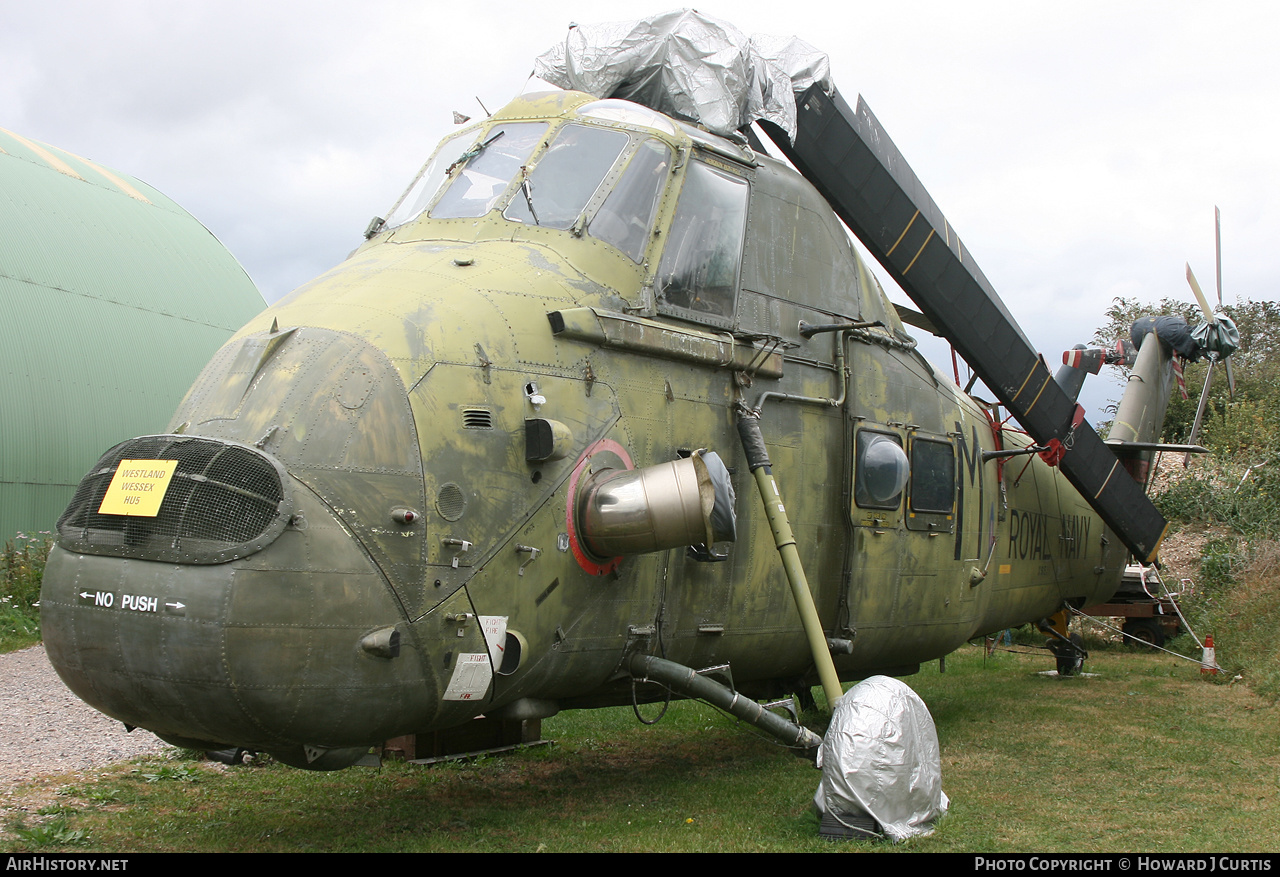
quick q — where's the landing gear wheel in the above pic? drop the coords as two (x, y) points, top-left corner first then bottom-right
(1050, 633), (1087, 677)
(1123, 618), (1165, 649)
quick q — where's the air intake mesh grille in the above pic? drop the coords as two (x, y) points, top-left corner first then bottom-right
(57, 435), (291, 564)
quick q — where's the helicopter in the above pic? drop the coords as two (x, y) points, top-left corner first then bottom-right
(40, 12), (1204, 770)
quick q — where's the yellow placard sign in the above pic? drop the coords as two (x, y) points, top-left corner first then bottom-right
(97, 460), (179, 517)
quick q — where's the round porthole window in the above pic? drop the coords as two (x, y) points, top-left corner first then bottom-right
(857, 433), (909, 508)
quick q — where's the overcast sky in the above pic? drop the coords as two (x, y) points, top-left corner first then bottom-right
(3, 1), (1275, 420)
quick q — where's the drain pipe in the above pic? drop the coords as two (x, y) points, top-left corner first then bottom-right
(627, 653), (822, 750)
(736, 407), (844, 709)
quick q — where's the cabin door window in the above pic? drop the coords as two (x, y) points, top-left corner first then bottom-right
(853, 429), (908, 515)
(905, 436), (956, 533)
(655, 160), (748, 328)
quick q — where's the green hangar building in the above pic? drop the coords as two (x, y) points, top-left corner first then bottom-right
(0, 127), (266, 541)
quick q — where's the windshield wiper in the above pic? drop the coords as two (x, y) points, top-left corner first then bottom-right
(519, 167), (541, 226)
(446, 130), (505, 176)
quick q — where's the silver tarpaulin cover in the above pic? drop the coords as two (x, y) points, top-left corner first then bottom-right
(814, 675), (949, 841)
(532, 9), (831, 140)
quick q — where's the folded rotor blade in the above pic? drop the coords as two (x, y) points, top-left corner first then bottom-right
(764, 86), (1169, 562)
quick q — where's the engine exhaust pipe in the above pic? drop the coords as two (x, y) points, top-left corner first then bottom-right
(576, 449), (735, 558)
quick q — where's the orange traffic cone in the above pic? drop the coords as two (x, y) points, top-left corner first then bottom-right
(1201, 635), (1218, 675)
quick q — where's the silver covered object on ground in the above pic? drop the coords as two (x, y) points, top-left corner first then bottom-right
(532, 9), (831, 140)
(814, 675), (949, 841)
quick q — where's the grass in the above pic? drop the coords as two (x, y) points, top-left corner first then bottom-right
(5, 640), (1278, 853)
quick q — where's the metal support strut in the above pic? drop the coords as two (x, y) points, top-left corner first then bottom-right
(735, 407), (844, 709)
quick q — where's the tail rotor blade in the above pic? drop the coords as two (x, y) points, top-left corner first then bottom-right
(1182, 207), (1231, 467)
(1213, 206), (1233, 398)
(1215, 206), (1223, 308)
(1186, 263), (1215, 323)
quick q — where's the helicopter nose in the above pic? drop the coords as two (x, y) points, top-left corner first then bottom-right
(40, 438), (441, 752)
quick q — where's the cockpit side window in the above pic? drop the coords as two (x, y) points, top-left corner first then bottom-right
(504, 124), (629, 229)
(656, 161), (748, 325)
(430, 122), (547, 220)
(382, 129), (473, 231)
(589, 139), (672, 262)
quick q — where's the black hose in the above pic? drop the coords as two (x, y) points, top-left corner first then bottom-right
(736, 412), (771, 472)
(627, 653), (821, 751)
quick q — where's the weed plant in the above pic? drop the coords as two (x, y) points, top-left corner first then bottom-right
(1, 532), (51, 653)
(7, 816), (90, 849)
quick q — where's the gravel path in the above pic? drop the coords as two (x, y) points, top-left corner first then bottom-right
(0, 645), (168, 792)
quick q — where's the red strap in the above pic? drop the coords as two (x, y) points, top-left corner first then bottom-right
(1038, 438), (1066, 467)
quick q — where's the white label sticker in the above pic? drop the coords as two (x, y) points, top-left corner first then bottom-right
(443, 652), (492, 701)
(479, 615), (508, 667)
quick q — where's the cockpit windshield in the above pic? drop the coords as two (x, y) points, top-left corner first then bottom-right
(431, 123), (547, 219)
(381, 113), (675, 265)
(504, 124), (628, 229)
(577, 100), (679, 135)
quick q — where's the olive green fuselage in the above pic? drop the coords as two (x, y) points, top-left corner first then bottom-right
(40, 92), (1125, 760)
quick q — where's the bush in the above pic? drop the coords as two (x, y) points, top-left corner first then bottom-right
(1153, 454), (1280, 539)
(1, 531), (52, 652)
(1199, 536), (1246, 593)
(1193, 540), (1280, 702)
